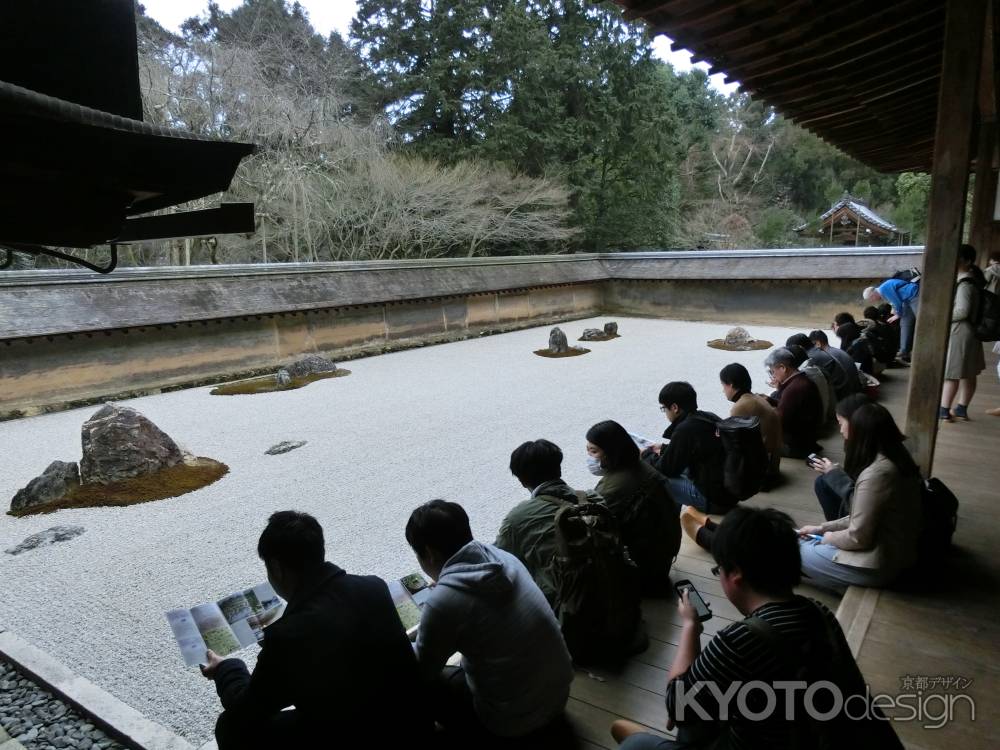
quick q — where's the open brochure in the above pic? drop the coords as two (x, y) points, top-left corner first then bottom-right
(629, 431), (661, 450)
(389, 572), (431, 636)
(166, 582), (285, 667)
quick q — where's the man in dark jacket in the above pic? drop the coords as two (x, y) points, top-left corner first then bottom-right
(765, 347), (823, 458)
(787, 332), (855, 399)
(646, 381), (734, 514)
(495, 439), (601, 606)
(201, 511), (428, 749)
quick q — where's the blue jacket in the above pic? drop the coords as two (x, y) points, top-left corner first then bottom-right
(877, 278), (919, 309)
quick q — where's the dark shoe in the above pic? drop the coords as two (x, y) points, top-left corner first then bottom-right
(939, 406), (954, 422)
(953, 404), (969, 421)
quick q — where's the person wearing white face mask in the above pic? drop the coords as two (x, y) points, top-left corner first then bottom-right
(587, 420), (681, 595)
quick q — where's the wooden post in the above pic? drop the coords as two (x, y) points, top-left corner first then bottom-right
(970, 120), (997, 264)
(905, 0), (989, 475)
(971, 2), (998, 265)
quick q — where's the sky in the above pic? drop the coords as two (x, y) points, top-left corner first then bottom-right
(140, 0), (738, 94)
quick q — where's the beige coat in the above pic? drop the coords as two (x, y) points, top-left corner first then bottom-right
(944, 273), (986, 380)
(731, 392), (782, 477)
(819, 454), (922, 573)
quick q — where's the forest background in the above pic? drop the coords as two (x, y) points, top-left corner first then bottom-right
(21, 0), (934, 267)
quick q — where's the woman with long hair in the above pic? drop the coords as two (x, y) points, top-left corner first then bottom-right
(797, 402), (922, 591)
(940, 244), (987, 421)
(586, 420), (681, 595)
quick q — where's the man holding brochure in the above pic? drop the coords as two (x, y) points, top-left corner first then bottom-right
(200, 511), (428, 748)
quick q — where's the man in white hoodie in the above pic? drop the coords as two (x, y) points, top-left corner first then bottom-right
(405, 499), (574, 745)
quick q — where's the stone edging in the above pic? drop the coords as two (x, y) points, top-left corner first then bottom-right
(0, 630), (193, 750)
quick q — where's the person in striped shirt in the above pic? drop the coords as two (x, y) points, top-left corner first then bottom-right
(611, 506), (901, 749)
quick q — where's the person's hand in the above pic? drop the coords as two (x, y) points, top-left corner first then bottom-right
(887, 314), (900, 324)
(821, 532), (836, 545)
(199, 649), (225, 680)
(809, 457), (836, 475)
(650, 443), (663, 455)
(797, 525), (824, 538)
(677, 589), (703, 631)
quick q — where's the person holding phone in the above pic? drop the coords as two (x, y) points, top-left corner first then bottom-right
(807, 394), (872, 520)
(797, 402), (922, 592)
(610, 506), (902, 749)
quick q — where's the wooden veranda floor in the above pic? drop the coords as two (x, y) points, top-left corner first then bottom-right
(565, 352), (1000, 749)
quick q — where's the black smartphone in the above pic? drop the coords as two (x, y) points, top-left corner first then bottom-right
(674, 579), (712, 622)
(806, 452), (820, 466)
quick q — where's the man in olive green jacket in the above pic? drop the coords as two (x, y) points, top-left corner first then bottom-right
(495, 439), (601, 606)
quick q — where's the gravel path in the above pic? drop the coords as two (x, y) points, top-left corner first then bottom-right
(0, 659), (125, 750)
(0, 316), (803, 744)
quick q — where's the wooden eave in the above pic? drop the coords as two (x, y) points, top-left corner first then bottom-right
(612, 0), (969, 173)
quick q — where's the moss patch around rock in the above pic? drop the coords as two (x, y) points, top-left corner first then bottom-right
(210, 369), (351, 396)
(533, 347), (591, 358)
(706, 339), (773, 351)
(8, 458), (229, 517)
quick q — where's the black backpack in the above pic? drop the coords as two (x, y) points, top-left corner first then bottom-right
(892, 267), (921, 283)
(697, 415), (769, 501)
(957, 276), (1000, 341)
(918, 477), (959, 555)
(974, 287), (1000, 341)
(540, 493), (645, 665)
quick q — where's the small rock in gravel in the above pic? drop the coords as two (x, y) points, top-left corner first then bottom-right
(265, 440), (307, 456)
(6, 526), (86, 556)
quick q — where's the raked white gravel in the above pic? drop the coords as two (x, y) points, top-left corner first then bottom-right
(0, 316), (805, 744)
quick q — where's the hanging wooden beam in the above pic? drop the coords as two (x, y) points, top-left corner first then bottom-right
(905, 0), (989, 475)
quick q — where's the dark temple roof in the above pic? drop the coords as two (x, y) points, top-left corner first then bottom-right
(612, 0), (953, 173)
(0, 1), (254, 251)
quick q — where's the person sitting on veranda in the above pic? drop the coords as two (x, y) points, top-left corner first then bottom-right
(495, 439), (600, 607)
(837, 311), (881, 375)
(798, 402), (923, 592)
(787, 332), (855, 400)
(809, 328), (863, 393)
(808, 394), (872, 521)
(681, 363), (783, 550)
(611, 506), (903, 750)
(586, 420), (681, 595)
(860, 305), (899, 370)
(200, 511), (428, 750)
(405, 499), (573, 746)
(765, 347), (824, 458)
(721, 362), (782, 483)
(644, 381), (735, 514)
(785, 343), (836, 424)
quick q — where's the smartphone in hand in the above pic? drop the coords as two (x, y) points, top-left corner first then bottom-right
(674, 579), (713, 622)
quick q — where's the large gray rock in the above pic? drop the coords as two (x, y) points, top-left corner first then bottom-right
(79, 404), (183, 485)
(6, 525), (85, 555)
(10, 461), (80, 512)
(579, 328), (604, 341)
(548, 327), (569, 353)
(724, 327), (754, 347)
(284, 354), (337, 379)
(604, 321), (619, 336)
